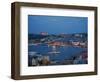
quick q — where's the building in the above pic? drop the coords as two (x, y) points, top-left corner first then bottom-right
(40, 32), (48, 35)
(48, 41), (65, 46)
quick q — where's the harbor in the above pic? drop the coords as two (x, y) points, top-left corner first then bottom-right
(28, 15), (88, 66)
(28, 33), (87, 66)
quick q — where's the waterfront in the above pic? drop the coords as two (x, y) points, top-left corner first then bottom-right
(28, 15), (88, 66)
(28, 42), (87, 66)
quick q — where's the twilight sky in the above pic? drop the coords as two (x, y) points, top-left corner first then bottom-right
(28, 15), (88, 34)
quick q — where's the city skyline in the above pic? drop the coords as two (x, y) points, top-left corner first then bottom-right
(28, 15), (88, 34)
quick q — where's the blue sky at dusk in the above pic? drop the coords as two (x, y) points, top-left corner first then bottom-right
(28, 15), (88, 34)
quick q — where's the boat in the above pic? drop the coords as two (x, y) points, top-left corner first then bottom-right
(48, 51), (60, 54)
(28, 52), (37, 56)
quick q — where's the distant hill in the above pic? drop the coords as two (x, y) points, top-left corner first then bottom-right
(28, 34), (47, 40)
(28, 33), (87, 40)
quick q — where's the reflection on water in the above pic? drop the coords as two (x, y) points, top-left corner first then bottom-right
(28, 43), (87, 66)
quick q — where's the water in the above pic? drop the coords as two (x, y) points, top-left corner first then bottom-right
(28, 44), (87, 63)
